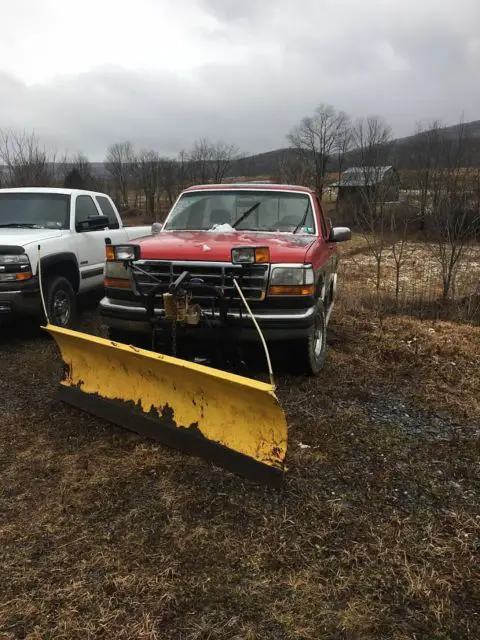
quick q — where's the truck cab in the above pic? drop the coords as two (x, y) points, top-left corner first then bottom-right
(99, 183), (350, 375)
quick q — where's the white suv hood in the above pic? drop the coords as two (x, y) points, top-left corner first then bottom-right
(0, 228), (67, 247)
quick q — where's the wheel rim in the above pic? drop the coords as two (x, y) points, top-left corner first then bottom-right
(313, 314), (324, 358)
(52, 290), (70, 326)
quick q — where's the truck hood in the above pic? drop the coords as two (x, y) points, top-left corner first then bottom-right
(136, 230), (316, 263)
(0, 228), (66, 249)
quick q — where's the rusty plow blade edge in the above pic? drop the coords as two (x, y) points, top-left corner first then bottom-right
(44, 324), (288, 486)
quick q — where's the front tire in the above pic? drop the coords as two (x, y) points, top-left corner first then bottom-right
(45, 276), (76, 328)
(293, 299), (327, 376)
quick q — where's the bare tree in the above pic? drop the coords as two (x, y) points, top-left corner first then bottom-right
(287, 104), (348, 196)
(0, 129), (56, 187)
(177, 149), (193, 191)
(351, 116), (393, 290)
(60, 152), (97, 189)
(352, 115), (392, 175)
(210, 141), (240, 182)
(105, 141), (136, 209)
(334, 112), (353, 209)
(411, 119), (444, 230)
(426, 119), (480, 300)
(388, 205), (417, 306)
(157, 159), (179, 207)
(276, 150), (310, 186)
(189, 138), (213, 183)
(186, 138), (240, 184)
(136, 150), (161, 218)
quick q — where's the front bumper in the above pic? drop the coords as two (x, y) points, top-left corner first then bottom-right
(99, 296), (317, 341)
(0, 279), (41, 317)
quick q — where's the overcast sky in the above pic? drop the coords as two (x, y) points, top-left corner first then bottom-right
(0, 0), (479, 160)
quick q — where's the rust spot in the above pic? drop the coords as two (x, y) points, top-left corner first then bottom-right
(146, 403), (204, 435)
(186, 422), (203, 437)
(158, 404), (177, 429)
(71, 377), (85, 389)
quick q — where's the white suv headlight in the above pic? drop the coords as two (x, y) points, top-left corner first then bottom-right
(0, 254), (32, 282)
(0, 254), (30, 265)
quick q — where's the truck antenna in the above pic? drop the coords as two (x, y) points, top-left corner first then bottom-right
(233, 278), (275, 389)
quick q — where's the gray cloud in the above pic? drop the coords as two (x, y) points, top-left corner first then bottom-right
(0, 0), (478, 160)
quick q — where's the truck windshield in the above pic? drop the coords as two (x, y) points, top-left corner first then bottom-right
(164, 190), (316, 234)
(0, 193), (70, 229)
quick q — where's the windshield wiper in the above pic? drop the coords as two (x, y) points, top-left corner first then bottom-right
(0, 222), (44, 228)
(231, 202), (261, 229)
(292, 202), (311, 234)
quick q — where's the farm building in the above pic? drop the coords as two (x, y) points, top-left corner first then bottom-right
(331, 166), (401, 208)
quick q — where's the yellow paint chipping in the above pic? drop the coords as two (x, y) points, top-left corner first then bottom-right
(44, 324), (288, 470)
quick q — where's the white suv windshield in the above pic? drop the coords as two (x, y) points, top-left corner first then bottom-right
(164, 190), (316, 234)
(0, 193), (70, 229)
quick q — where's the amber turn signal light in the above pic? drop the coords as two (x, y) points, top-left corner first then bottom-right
(268, 285), (315, 296)
(105, 245), (115, 261)
(104, 277), (132, 289)
(254, 247), (270, 263)
(16, 271), (32, 281)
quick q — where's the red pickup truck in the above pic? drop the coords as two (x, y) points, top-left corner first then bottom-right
(99, 183), (351, 375)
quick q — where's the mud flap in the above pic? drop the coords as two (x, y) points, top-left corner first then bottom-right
(44, 324), (287, 486)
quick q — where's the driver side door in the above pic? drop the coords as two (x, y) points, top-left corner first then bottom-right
(73, 194), (111, 290)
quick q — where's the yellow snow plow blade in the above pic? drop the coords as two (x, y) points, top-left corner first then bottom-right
(45, 324), (287, 486)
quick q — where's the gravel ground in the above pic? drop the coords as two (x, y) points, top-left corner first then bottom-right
(338, 392), (480, 441)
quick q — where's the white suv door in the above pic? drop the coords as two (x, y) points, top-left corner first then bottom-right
(73, 193), (127, 291)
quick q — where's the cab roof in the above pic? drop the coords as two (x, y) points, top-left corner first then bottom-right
(0, 187), (108, 197)
(183, 183), (315, 194)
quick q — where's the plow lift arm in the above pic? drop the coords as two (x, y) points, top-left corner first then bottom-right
(41, 243), (288, 487)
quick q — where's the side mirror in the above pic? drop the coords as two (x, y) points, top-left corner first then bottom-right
(76, 215), (110, 232)
(329, 226), (351, 243)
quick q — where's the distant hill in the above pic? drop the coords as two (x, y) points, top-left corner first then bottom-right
(230, 119), (480, 177)
(2, 120), (480, 185)
(381, 119), (480, 169)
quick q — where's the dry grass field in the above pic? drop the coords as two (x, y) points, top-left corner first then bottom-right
(1, 236), (479, 639)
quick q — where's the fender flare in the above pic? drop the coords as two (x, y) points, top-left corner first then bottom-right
(315, 271), (326, 300)
(330, 272), (338, 302)
(36, 252), (80, 291)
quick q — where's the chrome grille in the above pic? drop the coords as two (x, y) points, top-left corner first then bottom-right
(134, 261), (269, 301)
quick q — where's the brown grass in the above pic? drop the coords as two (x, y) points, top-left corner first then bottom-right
(1, 241), (479, 639)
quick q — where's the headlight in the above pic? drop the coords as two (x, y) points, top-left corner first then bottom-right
(106, 244), (140, 261)
(104, 260), (132, 289)
(115, 245), (138, 261)
(232, 247), (255, 264)
(231, 247), (270, 264)
(0, 254), (32, 282)
(0, 254), (30, 265)
(268, 265), (314, 296)
(270, 266), (314, 286)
